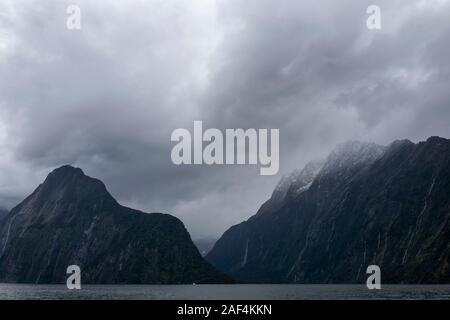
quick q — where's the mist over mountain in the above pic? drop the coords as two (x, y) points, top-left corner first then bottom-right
(194, 238), (218, 257)
(207, 137), (450, 284)
(0, 166), (230, 284)
(0, 208), (8, 222)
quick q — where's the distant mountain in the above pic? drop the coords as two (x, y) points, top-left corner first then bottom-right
(207, 137), (450, 283)
(0, 165), (230, 284)
(0, 208), (8, 222)
(194, 238), (218, 256)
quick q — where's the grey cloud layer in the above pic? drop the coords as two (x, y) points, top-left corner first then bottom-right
(0, 0), (449, 238)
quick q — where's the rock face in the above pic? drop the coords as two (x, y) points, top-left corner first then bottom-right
(0, 166), (230, 284)
(207, 137), (450, 284)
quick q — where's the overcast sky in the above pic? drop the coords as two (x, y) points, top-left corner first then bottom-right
(1, 0), (449, 239)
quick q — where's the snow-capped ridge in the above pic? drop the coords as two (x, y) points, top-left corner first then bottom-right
(320, 141), (386, 175)
(273, 160), (324, 200)
(273, 141), (386, 201)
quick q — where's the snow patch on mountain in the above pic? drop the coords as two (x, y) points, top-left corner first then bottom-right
(273, 141), (386, 202)
(320, 141), (386, 176)
(273, 160), (324, 200)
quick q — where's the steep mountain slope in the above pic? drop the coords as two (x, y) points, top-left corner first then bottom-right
(0, 165), (230, 284)
(207, 137), (450, 283)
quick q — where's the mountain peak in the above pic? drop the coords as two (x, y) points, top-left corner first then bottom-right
(44, 165), (95, 185)
(424, 136), (449, 146)
(47, 165), (85, 180)
(36, 165), (111, 206)
(389, 139), (413, 148)
(321, 140), (386, 175)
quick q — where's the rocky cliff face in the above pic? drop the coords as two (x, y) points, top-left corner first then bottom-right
(207, 137), (450, 283)
(0, 165), (230, 284)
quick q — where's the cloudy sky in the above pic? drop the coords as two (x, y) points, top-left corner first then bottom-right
(0, 0), (449, 239)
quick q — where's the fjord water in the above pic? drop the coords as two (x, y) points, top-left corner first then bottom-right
(1, 284), (450, 300)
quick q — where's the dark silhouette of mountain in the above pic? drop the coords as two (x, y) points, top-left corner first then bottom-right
(0, 165), (230, 284)
(207, 137), (450, 283)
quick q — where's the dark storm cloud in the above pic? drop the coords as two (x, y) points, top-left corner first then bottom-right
(1, 0), (449, 238)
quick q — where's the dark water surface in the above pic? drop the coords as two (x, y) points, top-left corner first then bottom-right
(1, 284), (450, 300)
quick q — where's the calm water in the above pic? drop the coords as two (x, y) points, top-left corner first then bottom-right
(1, 284), (450, 300)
